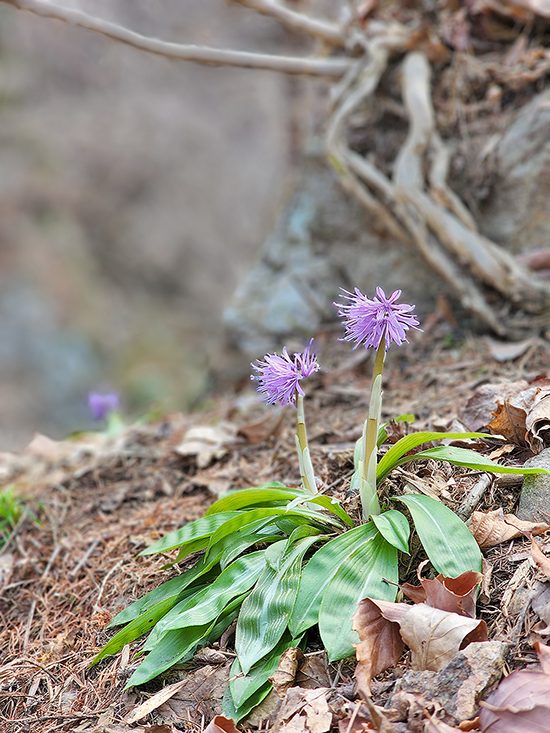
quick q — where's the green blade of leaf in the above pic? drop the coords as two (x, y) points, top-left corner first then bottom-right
(319, 532), (398, 661)
(140, 511), (242, 556)
(371, 510), (410, 554)
(153, 551), (266, 636)
(108, 556), (221, 627)
(305, 495), (354, 527)
(236, 535), (319, 674)
(219, 529), (282, 570)
(228, 631), (303, 714)
(201, 515), (280, 567)
(288, 522), (378, 638)
(397, 494), (482, 576)
(126, 596), (242, 688)
(376, 432), (488, 485)
(91, 583), (208, 665)
(204, 484), (301, 515)
(406, 445), (550, 476)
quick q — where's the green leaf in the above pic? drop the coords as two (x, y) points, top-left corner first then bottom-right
(409, 445), (550, 476)
(139, 511), (242, 556)
(319, 531), (398, 661)
(218, 528), (282, 569)
(152, 551), (266, 636)
(108, 556), (220, 627)
(371, 510), (410, 554)
(91, 583), (207, 665)
(223, 678), (272, 724)
(305, 495), (354, 527)
(288, 522), (379, 637)
(204, 484), (300, 515)
(236, 535), (319, 674)
(376, 432), (488, 484)
(397, 494), (482, 576)
(126, 596), (242, 688)
(227, 632), (303, 720)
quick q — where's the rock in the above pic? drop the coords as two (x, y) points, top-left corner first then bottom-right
(518, 447), (550, 521)
(387, 641), (507, 725)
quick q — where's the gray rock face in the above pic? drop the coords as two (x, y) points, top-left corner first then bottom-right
(224, 146), (449, 354)
(518, 447), (550, 521)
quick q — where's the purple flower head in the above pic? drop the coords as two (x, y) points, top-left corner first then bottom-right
(88, 391), (120, 421)
(251, 339), (320, 407)
(335, 287), (421, 351)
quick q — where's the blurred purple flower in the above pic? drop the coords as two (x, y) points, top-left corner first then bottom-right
(251, 340), (320, 407)
(335, 287), (421, 350)
(88, 392), (120, 421)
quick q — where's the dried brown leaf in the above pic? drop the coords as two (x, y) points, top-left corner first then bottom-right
(125, 679), (188, 724)
(362, 695), (400, 733)
(237, 410), (285, 444)
(399, 605), (488, 672)
(295, 655), (331, 690)
(203, 716), (240, 733)
(525, 379), (550, 452)
(487, 398), (530, 446)
(174, 423), (238, 468)
(485, 337), (537, 363)
(352, 599), (405, 697)
(478, 654), (550, 733)
(530, 537), (550, 578)
(460, 381), (528, 431)
(401, 566), (481, 617)
(535, 641), (550, 674)
(271, 687), (332, 733)
(470, 509), (550, 548)
(423, 714), (463, 732)
(270, 648), (304, 699)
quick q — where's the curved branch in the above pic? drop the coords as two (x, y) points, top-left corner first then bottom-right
(236, 0), (345, 46)
(3, 0), (351, 77)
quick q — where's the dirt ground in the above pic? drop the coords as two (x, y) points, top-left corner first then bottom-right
(1, 321), (550, 732)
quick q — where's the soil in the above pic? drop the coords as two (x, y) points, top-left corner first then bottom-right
(1, 322), (550, 732)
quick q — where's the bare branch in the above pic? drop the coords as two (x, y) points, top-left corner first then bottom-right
(3, 0), (351, 77)
(235, 0), (345, 46)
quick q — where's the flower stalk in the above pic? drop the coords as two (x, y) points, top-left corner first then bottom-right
(296, 394), (317, 494)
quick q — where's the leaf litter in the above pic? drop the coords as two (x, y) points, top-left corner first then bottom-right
(2, 332), (550, 732)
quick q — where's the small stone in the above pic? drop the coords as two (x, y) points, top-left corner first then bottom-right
(518, 447), (550, 521)
(387, 641), (507, 725)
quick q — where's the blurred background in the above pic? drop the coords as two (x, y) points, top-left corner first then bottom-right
(0, 0), (329, 448)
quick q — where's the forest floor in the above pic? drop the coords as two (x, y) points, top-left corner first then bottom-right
(1, 320), (550, 733)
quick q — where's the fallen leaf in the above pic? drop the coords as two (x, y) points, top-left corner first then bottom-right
(531, 582), (550, 641)
(295, 655), (331, 690)
(470, 509), (550, 548)
(155, 664), (230, 724)
(424, 713), (463, 732)
(353, 599), (405, 697)
(125, 679), (188, 724)
(479, 642), (550, 732)
(530, 536), (550, 578)
(270, 648), (304, 699)
(399, 605), (488, 672)
(362, 695), (400, 732)
(203, 716), (240, 733)
(401, 564), (481, 618)
(460, 381), (528, 431)
(525, 378), (550, 452)
(237, 411), (285, 443)
(271, 687), (332, 733)
(535, 641), (550, 673)
(485, 336), (537, 363)
(487, 394), (532, 446)
(0, 553), (15, 593)
(174, 423), (238, 468)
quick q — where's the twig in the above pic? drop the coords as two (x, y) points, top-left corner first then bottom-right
(3, 0), (351, 77)
(69, 537), (101, 579)
(23, 598), (37, 649)
(236, 0), (345, 46)
(457, 474), (492, 520)
(94, 559), (123, 612)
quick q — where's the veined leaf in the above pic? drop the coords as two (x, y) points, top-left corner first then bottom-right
(227, 631), (303, 718)
(305, 495), (354, 527)
(371, 510), (410, 554)
(288, 523), (378, 637)
(91, 583), (207, 665)
(202, 515), (280, 566)
(126, 596), (242, 688)
(408, 445), (550, 476)
(376, 432), (488, 484)
(236, 535), (319, 674)
(223, 677), (272, 724)
(397, 494), (482, 576)
(108, 556), (221, 627)
(152, 551), (266, 637)
(207, 507), (339, 552)
(140, 511), (242, 556)
(218, 527), (282, 569)
(319, 531), (397, 661)
(204, 484), (300, 515)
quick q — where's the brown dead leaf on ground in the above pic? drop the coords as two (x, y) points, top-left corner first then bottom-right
(174, 423), (239, 469)
(470, 509), (550, 548)
(530, 581), (550, 643)
(400, 562), (481, 618)
(478, 642), (550, 732)
(530, 536), (550, 578)
(124, 679), (188, 724)
(400, 605), (488, 672)
(271, 687), (332, 733)
(460, 381), (528, 431)
(423, 714), (463, 732)
(352, 599), (405, 697)
(270, 648), (304, 699)
(203, 715), (240, 733)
